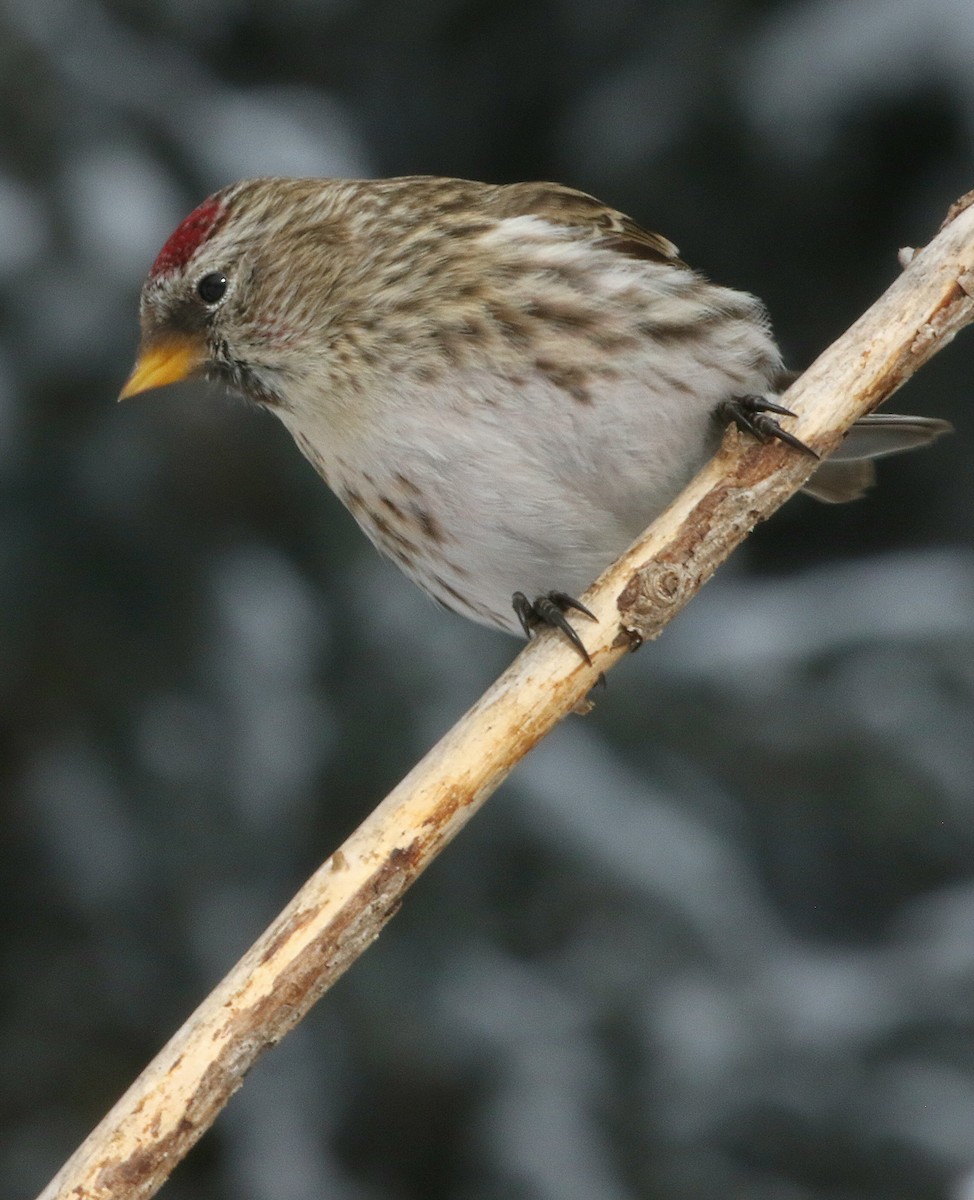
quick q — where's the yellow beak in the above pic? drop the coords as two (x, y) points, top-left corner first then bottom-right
(118, 335), (205, 401)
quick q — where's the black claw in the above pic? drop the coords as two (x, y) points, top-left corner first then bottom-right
(512, 591), (535, 639)
(747, 397), (797, 419)
(535, 596), (593, 665)
(547, 591), (597, 623)
(511, 589), (597, 665)
(756, 418), (820, 457)
(718, 394), (819, 460)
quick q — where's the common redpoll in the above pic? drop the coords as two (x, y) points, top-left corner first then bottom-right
(120, 176), (950, 658)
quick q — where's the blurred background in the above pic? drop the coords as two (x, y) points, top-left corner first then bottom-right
(2, 1), (974, 1197)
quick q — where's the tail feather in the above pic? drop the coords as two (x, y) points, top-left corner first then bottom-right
(802, 459), (876, 503)
(802, 414), (952, 504)
(826, 414), (954, 462)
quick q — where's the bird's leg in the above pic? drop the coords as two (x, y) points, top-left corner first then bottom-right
(512, 590), (597, 665)
(717, 394), (819, 459)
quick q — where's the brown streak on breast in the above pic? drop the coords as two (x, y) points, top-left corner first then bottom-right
(414, 507), (446, 543)
(534, 359), (592, 404)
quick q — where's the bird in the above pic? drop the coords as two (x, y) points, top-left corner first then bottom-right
(120, 176), (951, 661)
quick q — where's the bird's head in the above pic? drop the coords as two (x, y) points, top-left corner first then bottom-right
(119, 179), (354, 408)
(120, 188), (243, 400)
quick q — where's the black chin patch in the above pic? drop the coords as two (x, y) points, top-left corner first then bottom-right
(209, 357), (283, 408)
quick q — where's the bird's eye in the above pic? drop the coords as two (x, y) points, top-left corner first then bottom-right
(196, 272), (228, 305)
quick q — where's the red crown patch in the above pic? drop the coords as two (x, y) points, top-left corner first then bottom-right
(149, 195), (227, 279)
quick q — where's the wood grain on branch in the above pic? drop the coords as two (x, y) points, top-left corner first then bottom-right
(38, 191), (974, 1200)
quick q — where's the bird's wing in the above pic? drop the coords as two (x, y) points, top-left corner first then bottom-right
(479, 181), (686, 265)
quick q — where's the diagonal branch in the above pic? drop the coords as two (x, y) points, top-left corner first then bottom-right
(37, 190), (974, 1200)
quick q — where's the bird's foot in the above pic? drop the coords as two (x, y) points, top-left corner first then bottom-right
(718, 395), (819, 459)
(512, 590), (597, 666)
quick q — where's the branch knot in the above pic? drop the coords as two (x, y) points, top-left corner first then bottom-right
(616, 561), (695, 646)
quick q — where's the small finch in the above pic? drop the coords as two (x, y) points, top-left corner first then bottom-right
(120, 176), (950, 659)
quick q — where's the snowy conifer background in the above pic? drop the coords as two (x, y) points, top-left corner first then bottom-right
(2, 2), (973, 1197)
